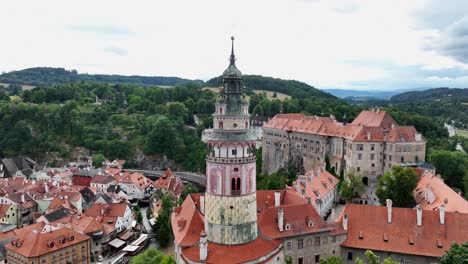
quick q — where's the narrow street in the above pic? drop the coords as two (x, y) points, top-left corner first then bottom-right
(140, 206), (160, 249)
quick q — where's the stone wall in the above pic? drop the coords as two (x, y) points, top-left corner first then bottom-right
(204, 192), (257, 244)
(282, 232), (345, 264)
(341, 247), (437, 264)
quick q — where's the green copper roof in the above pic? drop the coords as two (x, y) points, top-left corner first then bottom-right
(223, 36), (242, 78)
(204, 130), (258, 142)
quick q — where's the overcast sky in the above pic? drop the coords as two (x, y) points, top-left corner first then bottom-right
(1, 0), (468, 90)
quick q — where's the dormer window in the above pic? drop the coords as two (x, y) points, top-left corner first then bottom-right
(308, 220), (314, 228)
(285, 223), (291, 231)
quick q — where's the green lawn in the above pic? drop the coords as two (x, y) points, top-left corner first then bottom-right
(456, 129), (468, 138)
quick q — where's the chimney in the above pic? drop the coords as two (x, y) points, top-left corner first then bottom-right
(199, 231), (208, 261)
(439, 204), (446, 225)
(200, 194), (205, 215)
(386, 199), (392, 223)
(343, 214), (348, 231)
(21, 194), (25, 203)
(101, 208), (105, 216)
(331, 207), (336, 221)
(416, 205), (423, 226)
(415, 133), (422, 141)
(367, 132), (371, 141)
(278, 208), (284, 232)
(274, 191), (280, 207)
(391, 123), (395, 129)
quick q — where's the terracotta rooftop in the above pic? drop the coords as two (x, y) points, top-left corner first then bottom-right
(339, 204), (468, 257)
(114, 172), (151, 190)
(5, 222), (90, 258)
(263, 110), (423, 143)
(84, 203), (129, 218)
(414, 171), (468, 213)
(351, 110), (397, 130)
(171, 194), (205, 247)
(181, 234), (282, 264)
(0, 204), (11, 218)
(291, 167), (339, 207)
(387, 126), (423, 143)
(258, 202), (333, 239)
(90, 175), (115, 185)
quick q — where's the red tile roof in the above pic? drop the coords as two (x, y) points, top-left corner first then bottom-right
(263, 110), (423, 144)
(340, 204), (468, 257)
(0, 204), (11, 218)
(171, 194), (205, 247)
(181, 235), (282, 264)
(386, 126), (422, 143)
(5, 223), (90, 258)
(90, 175), (115, 185)
(114, 172), (151, 190)
(351, 110), (397, 130)
(414, 171), (468, 213)
(258, 203), (333, 239)
(84, 203), (129, 218)
(291, 167), (339, 207)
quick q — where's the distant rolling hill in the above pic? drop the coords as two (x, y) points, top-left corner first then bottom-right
(0, 67), (204, 87)
(207, 75), (339, 101)
(390, 87), (468, 103)
(323, 87), (432, 100)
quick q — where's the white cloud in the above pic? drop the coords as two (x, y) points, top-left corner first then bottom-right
(0, 0), (467, 90)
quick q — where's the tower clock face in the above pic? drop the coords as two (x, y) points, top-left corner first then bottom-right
(233, 123), (237, 128)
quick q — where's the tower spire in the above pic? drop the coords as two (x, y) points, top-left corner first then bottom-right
(230, 36), (236, 65)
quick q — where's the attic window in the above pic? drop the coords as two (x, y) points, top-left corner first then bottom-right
(358, 231), (364, 240)
(68, 236), (75, 241)
(285, 223), (291, 231)
(437, 239), (443, 248)
(48, 241), (55, 248)
(308, 220), (314, 228)
(383, 233), (388, 242)
(408, 236), (414, 245)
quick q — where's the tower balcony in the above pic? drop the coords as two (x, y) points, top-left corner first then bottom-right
(206, 156), (256, 164)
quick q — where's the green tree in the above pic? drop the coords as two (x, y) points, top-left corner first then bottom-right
(319, 256), (343, 264)
(181, 183), (200, 200)
(438, 242), (468, 264)
(0, 90), (10, 101)
(130, 248), (175, 264)
(355, 250), (398, 264)
(92, 153), (106, 168)
(375, 166), (418, 207)
(429, 150), (468, 193)
(167, 101), (189, 122)
(153, 195), (174, 247)
(252, 104), (264, 116)
(340, 171), (365, 201)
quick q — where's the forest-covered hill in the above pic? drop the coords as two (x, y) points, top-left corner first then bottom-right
(390, 88), (468, 103)
(0, 67), (204, 87)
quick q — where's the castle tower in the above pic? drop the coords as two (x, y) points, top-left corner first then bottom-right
(204, 37), (258, 245)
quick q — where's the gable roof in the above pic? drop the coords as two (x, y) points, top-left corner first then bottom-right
(84, 203), (129, 218)
(5, 223), (89, 258)
(414, 171), (468, 213)
(351, 110), (397, 130)
(386, 126), (422, 143)
(340, 204), (468, 257)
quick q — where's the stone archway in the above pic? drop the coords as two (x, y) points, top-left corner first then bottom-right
(362, 176), (369, 186)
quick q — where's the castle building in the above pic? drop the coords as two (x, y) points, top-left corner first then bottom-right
(171, 38), (462, 264)
(172, 37), (284, 263)
(262, 111), (426, 186)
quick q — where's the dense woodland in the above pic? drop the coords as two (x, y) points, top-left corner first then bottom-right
(0, 69), (467, 197)
(0, 67), (203, 87)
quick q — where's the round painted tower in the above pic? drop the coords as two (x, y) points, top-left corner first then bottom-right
(204, 37), (258, 245)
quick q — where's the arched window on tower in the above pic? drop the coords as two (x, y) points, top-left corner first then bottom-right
(219, 122), (223, 129)
(231, 177), (241, 196)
